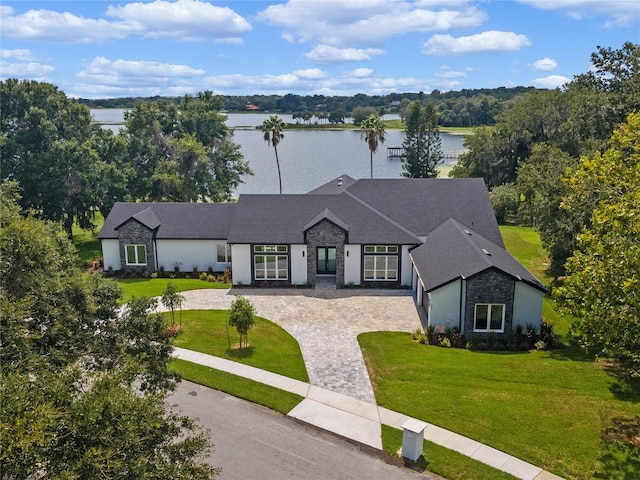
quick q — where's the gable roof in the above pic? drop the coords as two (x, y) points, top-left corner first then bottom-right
(226, 193), (421, 244)
(98, 202), (236, 240)
(411, 218), (546, 293)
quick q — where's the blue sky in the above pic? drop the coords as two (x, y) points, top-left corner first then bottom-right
(1, 0), (638, 98)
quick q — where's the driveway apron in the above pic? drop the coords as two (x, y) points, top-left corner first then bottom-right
(162, 288), (421, 403)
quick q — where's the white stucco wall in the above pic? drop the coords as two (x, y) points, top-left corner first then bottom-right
(101, 239), (121, 271)
(231, 244), (251, 285)
(290, 245), (307, 285)
(344, 244), (361, 285)
(513, 282), (544, 331)
(428, 280), (462, 330)
(155, 240), (230, 272)
(401, 246), (412, 286)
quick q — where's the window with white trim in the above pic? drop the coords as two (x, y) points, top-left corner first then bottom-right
(217, 244), (232, 263)
(254, 245), (288, 280)
(363, 245), (398, 281)
(125, 244), (147, 266)
(474, 304), (505, 332)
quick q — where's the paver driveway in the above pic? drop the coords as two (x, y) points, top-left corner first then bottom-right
(161, 287), (421, 403)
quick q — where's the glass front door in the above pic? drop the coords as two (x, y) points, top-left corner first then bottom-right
(317, 247), (337, 275)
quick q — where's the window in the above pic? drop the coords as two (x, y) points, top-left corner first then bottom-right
(217, 244), (232, 263)
(363, 245), (399, 281)
(254, 245), (288, 280)
(474, 304), (505, 332)
(125, 244), (147, 266)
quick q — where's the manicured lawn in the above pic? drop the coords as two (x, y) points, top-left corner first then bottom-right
(171, 359), (303, 414)
(360, 331), (640, 479)
(118, 278), (230, 303)
(381, 425), (517, 480)
(72, 213), (104, 267)
(172, 309), (308, 382)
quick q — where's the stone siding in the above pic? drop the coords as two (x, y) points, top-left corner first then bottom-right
(305, 220), (346, 287)
(464, 269), (514, 335)
(118, 219), (155, 274)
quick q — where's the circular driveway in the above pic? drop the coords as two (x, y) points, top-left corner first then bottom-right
(161, 288), (421, 403)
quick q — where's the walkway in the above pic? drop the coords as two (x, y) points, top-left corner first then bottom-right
(173, 347), (563, 480)
(161, 287), (419, 403)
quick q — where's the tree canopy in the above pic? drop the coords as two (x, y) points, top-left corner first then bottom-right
(0, 183), (218, 478)
(401, 101), (443, 178)
(558, 112), (640, 378)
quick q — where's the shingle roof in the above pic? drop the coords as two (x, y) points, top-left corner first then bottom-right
(410, 218), (546, 292)
(343, 178), (504, 247)
(307, 174), (357, 194)
(97, 202), (236, 240)
(226, 193), (420, 244)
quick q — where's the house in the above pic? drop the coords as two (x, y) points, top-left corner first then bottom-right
(98, 176), (546, 335)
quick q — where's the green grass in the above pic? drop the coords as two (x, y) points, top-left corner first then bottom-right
(118, 278), (230, 303)
(360, 331), (640, 479)
(171, 359), (303, 414)
(172, 310), (308, 382)
(72, 213), (104, 267)
(381, 425), (517, 480)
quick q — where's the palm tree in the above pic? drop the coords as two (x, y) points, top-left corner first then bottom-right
(261, 115), (286, 194)
(360, 114), (386, 179)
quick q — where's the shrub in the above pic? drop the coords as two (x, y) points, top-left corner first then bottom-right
(199, 272), (208, 281)
(440, 337), (452, 348)
(207, 274), (216, 282)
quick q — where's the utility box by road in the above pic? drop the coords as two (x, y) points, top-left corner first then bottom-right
(401, 418), (429, 461)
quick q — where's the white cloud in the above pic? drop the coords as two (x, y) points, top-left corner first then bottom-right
(532, 57), (557, 71)
(257, 0), (486, 47)
(0, 5), (141, 43)
(531, 74), (570, 89)
(107, 0), (251, 41)
(349, 68), (374, 78)
(1, 49), (36, 61)
(0, 60), (55, 80)
(305, 45), (385, 65)
(77, 57), (204, 89)
(0, 0), (251, 44)
(518, 0), (640, 27)
(422, 31), (531, 55)
(436, 70), (466, 79)
(293, 68), (327, 80)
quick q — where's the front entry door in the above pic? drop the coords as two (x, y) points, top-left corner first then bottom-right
(317, 247), (337, 275)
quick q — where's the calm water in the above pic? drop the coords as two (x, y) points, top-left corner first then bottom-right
(91, 109), (465, 194)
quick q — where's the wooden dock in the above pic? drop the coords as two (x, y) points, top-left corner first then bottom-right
(387, 146), (463, 162)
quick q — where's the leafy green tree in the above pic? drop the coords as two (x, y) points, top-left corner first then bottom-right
(488, 183), (520, 225)
(228, 295), (256, 349)
(0, 185), (218, 477)
(261, 115), (286, 194)
(0, 79), (106, 239)
(162, 281), (185, 326)
(517, 143), (580, 276)
(360, 114), (386, 179)
(558, 113), (640, 378)
(401, 101), (443, 178)
(449, 126), (502, 186)
(329, 109), (347, 124)
(351, 106), (377, 125)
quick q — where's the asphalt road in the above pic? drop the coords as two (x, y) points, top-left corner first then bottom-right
(169, 381), (436, 480)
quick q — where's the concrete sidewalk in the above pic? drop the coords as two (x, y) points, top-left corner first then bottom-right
(173, 347), (564, 480)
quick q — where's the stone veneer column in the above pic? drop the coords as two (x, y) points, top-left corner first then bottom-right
(464, 269), (514, 335)
(118, 219), (155, 274)
(305, 219), (346, 287)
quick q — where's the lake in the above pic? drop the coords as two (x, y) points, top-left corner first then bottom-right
(91, 109), (465, 194)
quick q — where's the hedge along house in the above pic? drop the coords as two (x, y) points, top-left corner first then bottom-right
(98, 175), (546, 335)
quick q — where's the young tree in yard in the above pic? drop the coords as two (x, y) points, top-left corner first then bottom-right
(401, 101), (443, 178)
(0, 184), (218, 478)
(228, 295), (256, 349)
(261, 115), (286, 194)
(558, 113), (640, 378)
(361, 114), (386, 179)
(162, 281), (185, 326)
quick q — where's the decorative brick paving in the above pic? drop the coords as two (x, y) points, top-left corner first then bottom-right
(158, 288), (421, 403)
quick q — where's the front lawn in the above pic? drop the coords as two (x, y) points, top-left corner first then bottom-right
(359, 331), (640, 479)
(118, 278), (230, 303)
(171, 309), (308, 382)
